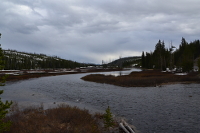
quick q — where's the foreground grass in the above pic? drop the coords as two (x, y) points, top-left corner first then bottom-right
(81, 70), (200, 87)
(4, 103), (115, 133)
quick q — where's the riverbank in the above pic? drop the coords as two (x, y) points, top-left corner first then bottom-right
(81, 70), (200, 87)
(4, 100), (137, 133)
(0, 68), (123, 82)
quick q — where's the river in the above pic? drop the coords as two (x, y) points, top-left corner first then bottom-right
(1, 68), (200, 133)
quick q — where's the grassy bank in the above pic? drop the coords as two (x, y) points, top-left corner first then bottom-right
(81, 70), (200, 87)
(4, 103), (119, 133)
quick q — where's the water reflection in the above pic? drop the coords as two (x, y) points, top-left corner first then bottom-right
(94, 68), (141, 76)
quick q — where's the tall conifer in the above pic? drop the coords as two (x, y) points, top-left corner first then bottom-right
(0, 33), (12, 132)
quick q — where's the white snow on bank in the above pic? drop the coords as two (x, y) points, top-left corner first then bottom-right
(27, 71), (45, 73)
(0, 70), (20, 71)
(174, 73), (188, 75)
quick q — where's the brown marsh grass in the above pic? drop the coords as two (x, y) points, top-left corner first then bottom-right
(4, 103), (105, 133)
(81, 70), (200, 87)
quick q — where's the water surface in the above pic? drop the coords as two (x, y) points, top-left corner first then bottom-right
(1, 68), (200, 133)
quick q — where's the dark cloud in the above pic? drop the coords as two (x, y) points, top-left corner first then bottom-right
(1, 0), (200, 63)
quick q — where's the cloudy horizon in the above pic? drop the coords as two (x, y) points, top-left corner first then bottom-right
(1, 0), (200, 64)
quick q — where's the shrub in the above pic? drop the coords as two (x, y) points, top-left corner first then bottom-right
(103, 106), (114, 129)
(5, 104), (101, 133)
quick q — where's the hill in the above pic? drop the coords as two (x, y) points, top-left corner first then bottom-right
(107, 56), (141, 67)
(3, 49), (85, 70)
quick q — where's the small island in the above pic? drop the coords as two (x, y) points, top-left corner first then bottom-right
(81, 70), (200, 87)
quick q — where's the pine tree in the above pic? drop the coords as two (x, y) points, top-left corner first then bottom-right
(141, 51), (145, 68)
(0, 34), (12, 132)
(198, 58), (200, 72)
(103, 106), (114, 129)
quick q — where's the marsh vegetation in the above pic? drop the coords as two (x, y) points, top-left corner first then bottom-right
(4, 103), (119, 133)
(82, 70), (200, 87)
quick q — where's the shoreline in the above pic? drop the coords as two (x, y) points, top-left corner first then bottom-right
(1, 68), (124, 82)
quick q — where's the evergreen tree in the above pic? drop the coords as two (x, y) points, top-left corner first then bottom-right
(103, 106), (114, 129)
(0, 34), (12, 132)
(141, 51), (145, 68)
(198, 58), (200, 72)
(153, 40), (166, 70)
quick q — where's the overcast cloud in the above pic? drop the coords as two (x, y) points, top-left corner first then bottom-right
(1, 0), (200, 63)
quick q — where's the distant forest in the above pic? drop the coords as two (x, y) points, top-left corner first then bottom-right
(142, 37), (200, 72)
(107, 56), (141, 68)
(2, 49), (84, 70)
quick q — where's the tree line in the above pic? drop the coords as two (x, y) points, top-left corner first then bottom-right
(3, 49), (84, 70)
(141, 37), (200, 72)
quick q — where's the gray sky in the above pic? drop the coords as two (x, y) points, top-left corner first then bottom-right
(1, 0), (200, 64)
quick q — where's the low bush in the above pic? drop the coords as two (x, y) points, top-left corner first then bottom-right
(5, 104), (102, 133)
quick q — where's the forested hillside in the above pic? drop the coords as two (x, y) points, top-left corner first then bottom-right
(3, 49), (84, 70)
(107, 56), (141, 68)
(142, 37), (200, 72)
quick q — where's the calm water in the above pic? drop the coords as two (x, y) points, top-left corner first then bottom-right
(1, 68), (200, 133)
